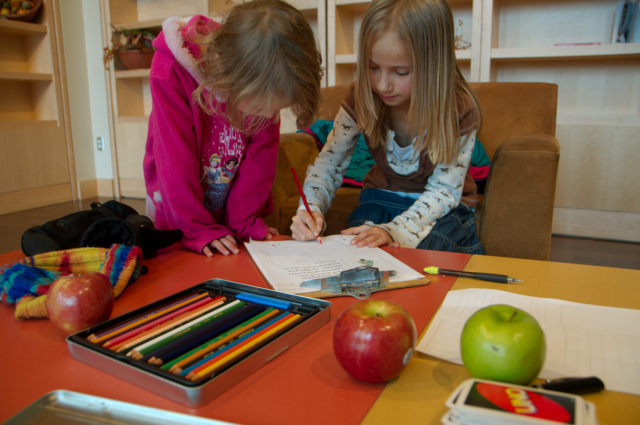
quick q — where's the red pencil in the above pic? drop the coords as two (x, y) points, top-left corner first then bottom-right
(290, 167), (322, 244)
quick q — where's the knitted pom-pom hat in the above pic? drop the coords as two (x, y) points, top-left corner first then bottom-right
(0, 244), (143, 320)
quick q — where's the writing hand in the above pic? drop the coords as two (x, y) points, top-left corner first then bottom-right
(341, 225), (400, 248)
(202, 234), (240, 256)
(291, 210), (324, 241)
(264, 227), (279, 240)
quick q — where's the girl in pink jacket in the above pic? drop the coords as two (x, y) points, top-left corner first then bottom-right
(144, 0), (323, 256)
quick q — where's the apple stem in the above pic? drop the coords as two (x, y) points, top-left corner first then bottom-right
(508, 310), (517, 322)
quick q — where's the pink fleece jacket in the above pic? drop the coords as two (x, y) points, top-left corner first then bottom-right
(143, 15), (280, 254)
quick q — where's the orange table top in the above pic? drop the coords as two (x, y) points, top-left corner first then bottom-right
(0, 239), (470, 424)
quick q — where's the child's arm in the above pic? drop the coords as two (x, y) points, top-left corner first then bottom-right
(223, 115), (281, 240)
(352, 131), (477, 248)
(291, 107), (360, 239)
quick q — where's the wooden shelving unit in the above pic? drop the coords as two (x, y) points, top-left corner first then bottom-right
(0, 0), (76, 215)
(480, 0), (640, 241)
(101, 0), (326, 198)
(327, 0), (482, 86)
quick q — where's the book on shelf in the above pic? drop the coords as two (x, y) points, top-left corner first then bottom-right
(634, 2), (640, 42)
(612, 0), (638, 44)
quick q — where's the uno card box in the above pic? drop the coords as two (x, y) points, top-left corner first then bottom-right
(443, 379), (599, 425)
(67, 279), (331, 407)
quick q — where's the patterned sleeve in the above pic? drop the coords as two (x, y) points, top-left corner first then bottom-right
(300, 107), (361, 215)
(371, 130), (477, 248)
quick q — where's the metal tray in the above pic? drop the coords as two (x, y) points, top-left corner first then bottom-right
(4, 390), (236, 424)
(66, 279), (331, 407)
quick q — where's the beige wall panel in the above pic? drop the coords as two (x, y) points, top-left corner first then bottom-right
(498, 0), (616, 48)
(143, 77), (152, 116)
(97, 178), (115, 197)
(79, 179), (99, 199)
(0, 33), (28, 72)
(0, 183), (73, 215)
(137, 0), (204, 21)
(553, 207), (640, 242)
(25, 30), (53, 74)
(0, 126), (71, 193)
(116, 78), (145, 117)
(0, 81), (34, 121)
(115, 121), (147, 180)
(119, 177), (146, 198)
(495, 59), (640, 116)
(108, 0), (139, 25)
(555, 123), (640, 212)
(32, 80), (59, 121)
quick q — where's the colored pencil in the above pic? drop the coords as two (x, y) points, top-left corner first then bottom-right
(103, 295), (221, 348)
(144, 302), (261, 363)
(129, 299), (242, 359)
(183, 311), (292, 378)
(165, 308), (279, 373)
(111, 299), (224, 353)
(87, 292), (204, 341)
(191, 314), (301, 380)
(91, 292), (210, 344)
(291, 167), (322, 244)
(124, 298), (228, 357)
(148, 304), (266, 365)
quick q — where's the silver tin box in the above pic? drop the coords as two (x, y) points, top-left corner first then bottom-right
(67, 279), (331, 407)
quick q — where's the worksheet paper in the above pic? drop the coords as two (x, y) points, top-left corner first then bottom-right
(416, 288), (640, 396)
(245, 235), (423, 295)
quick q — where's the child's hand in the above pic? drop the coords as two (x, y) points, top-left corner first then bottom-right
(203, 234), (240, 257)
(341, 225), (400, 248)
(291, 210), (324, 241)
(264, 227), (279, 240)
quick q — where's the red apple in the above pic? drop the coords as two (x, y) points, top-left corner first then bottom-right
(46, 273), (114, 335)
(333, 299), (417, 383)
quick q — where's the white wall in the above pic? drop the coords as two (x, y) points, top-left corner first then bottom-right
(82, 0), (113, 180)
(59, 0), (114, 197)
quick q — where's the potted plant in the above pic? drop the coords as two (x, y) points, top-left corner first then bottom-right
(103, 26), (156, 71)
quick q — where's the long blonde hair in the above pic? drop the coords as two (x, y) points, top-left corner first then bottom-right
(355, 0), (482, 164)
(193, 0), (323, 134)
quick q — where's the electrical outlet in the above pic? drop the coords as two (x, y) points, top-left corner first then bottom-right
(97, 137), (104, 151)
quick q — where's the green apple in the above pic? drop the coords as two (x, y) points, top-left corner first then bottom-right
(460, 304), (546, 385)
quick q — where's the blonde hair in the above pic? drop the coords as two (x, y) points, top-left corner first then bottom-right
(193, 0), (323, 133)
(355, 0), (482, 164)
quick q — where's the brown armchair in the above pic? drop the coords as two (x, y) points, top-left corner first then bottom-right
(265, 83), (560, 261)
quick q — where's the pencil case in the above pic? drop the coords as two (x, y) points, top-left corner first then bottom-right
(67, 279), (331, 407)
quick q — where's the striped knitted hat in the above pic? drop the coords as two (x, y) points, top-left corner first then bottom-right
(0, 244), (142, 320)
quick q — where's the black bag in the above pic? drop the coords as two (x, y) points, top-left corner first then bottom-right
(21, 200), (183, 258)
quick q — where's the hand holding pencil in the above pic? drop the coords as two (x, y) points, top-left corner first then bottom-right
(290, 168), (323, 243)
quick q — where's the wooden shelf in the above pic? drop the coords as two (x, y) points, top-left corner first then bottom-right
(0, 0), (75, 213)
(115, 69), (151, 79)
(118, 115), (149, 124)
(0, 120), (58, 130)
(491, 44), (640, 61)
(329, 0), (480, 85)
(456, 49), (472, 61)
(557, 114), (640, 127)
(336, 50), (472, 64)
(292, 0), (319, 11)
(0, 18), (47, 35)
(0, 71), (53, 81)
(113, 18), (164, 31)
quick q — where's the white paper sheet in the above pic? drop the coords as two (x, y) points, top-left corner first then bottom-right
(245, 235), (423, 294)
(416, 288), (640, 396)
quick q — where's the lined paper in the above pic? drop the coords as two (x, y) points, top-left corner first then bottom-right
(416, 288), (640, 395)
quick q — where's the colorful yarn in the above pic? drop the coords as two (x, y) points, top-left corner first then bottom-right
(0, 244), (143, 320)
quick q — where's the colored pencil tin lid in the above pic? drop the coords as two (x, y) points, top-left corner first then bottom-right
(4, 390), (237, 425)
(66, 279), (331, 408)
